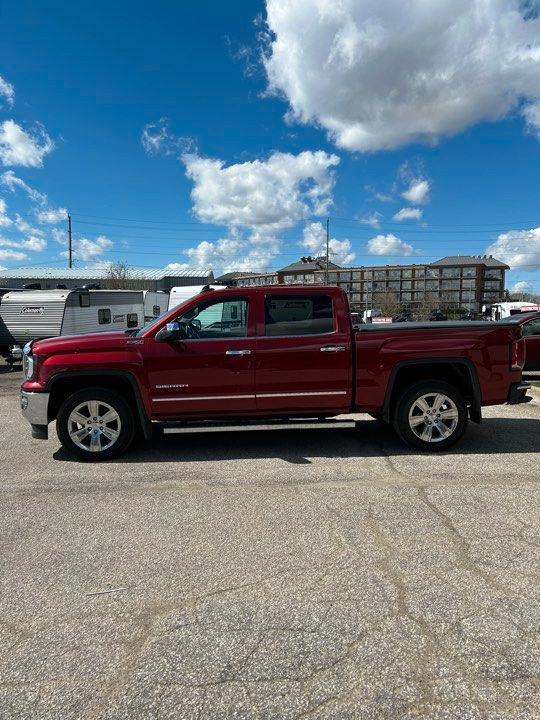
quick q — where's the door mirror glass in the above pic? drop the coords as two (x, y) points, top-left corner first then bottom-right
(155, 322), (185, 343)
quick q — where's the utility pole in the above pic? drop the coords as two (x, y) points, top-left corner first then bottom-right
(67, 213), (72, 269)
(325, 216), (330, 284)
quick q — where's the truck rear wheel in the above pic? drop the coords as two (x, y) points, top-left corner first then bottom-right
(56, 387), (135, 461)
(393, 381), (467, 451)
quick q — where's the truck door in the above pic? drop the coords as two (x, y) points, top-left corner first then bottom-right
(146, 295), (256, 416)
(523, 317), (540, 370)
(255, 291), (352, 413)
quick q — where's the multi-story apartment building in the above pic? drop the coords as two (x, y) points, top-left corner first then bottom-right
(232, 255), (508, 314)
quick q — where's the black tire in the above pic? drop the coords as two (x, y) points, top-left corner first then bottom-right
(393, 380), (467, 451)
(56, 387), (136, 461)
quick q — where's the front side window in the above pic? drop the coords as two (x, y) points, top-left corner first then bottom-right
(98, 308), (111, 324)
(176, 298), (248, 339)
(265, 295), (334, 336)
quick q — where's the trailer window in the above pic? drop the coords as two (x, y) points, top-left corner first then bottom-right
(98, 309), (111, 324)
(79, 293), (90, 307)
(153, 305), (160, 317)
(127, 313), (139, 328)
(264, 295), (334, 336)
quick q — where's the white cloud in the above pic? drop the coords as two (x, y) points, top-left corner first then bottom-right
(182, 150), (340, 271)
(0, 248), (28, 261)
(511, 280), (533, 293)
(0, 75), (14, 108)
(301, 222), (355, 264)
(486, 227), (540, 269)
(183, 236), (273, 272)
(35, 207), (66, 224)
(263, 0), (540, 152)
(367, 233), (416, 256)
(60, 235), (113, 262)
(393, 207), (423, 222)
(0, 170), (48, 205)
(522, 100), (540, 138)
(164, 262), (192, 272)
(0, 237), (20, 248)
(359, 212), (382, 229)
(23, 236), (47, 252)
(0, 233), (46, 253)
(14, 215), (45, 237)
(0, 198), (13, 227)
(0, 120), (54, 167)
(141, 117), (195, 157)
(401, 179), (430, 205)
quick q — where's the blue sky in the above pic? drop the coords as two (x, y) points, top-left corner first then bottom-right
(1, 0), (540, 293)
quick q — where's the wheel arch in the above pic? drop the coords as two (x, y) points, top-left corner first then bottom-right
(382, 358), (482, 424)
(46, 371), (152, 439)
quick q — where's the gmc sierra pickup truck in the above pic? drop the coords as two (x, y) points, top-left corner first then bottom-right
(20, 285), (530, 460)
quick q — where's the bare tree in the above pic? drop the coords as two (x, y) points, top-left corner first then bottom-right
(104, 262), (139, 290)
(376, 292), (402, 318)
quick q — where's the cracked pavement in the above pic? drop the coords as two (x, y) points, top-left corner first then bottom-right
(1, 371), (539, 719)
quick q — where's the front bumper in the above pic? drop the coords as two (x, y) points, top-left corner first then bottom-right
(507, 382), (532, 405)
(20, 390), (50, 439)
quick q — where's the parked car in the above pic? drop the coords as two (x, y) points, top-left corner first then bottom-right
(20, 285), (530, 460)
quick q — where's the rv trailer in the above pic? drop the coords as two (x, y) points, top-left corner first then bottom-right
(142, 290), (169, 322)
(0, 289), (144, 369)
(168, 285), (222, 311)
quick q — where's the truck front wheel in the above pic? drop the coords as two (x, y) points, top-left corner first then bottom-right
(56, 387), (135, 461)
(393, 381), (467, 451)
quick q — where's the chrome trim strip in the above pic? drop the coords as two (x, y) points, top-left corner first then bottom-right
(153, 394), (256, 402)
(153, 390), (348, 402)
(257, 391), (348, 398)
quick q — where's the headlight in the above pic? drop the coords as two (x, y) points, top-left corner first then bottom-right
(23, 353), (34, 380)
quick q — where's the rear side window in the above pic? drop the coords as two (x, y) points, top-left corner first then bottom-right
(264, 295), (334, 336)
(98, 308), (111, 324)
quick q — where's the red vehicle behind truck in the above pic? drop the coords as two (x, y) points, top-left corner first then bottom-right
(20, 285), (530, 460)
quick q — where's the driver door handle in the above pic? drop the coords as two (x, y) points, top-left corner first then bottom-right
(320, 345), (346, 352)
(225, 349), (251, 356)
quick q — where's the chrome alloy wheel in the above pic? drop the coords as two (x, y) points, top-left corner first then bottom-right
(67, 400), (122, 453)
(408, 393), (459, 443)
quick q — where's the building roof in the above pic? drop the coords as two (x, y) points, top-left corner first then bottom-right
(430, 255), (509, 269)
(0, 265), (214, 280)
(278, 257), (341, 273)
(215, 271), (260, 283)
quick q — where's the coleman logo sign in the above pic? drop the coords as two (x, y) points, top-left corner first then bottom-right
(20, 306), (45, 315)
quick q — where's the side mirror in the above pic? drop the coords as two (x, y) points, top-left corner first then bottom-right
(155, 322), (184, 343)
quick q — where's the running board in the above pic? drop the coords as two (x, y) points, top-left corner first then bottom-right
(157, 418), (357, 435)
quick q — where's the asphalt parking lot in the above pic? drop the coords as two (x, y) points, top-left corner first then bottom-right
(1, 369), (539, 720)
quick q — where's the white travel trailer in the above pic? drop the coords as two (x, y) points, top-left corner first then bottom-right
(486, 301), (540, 321)
(0, 289), (144, 368)
(168, 285), (223, 310)
(142, 291), (169, 322)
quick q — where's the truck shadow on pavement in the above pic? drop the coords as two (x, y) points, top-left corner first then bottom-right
(53, 416), (540, 464)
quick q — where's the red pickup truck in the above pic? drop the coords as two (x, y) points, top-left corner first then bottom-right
(20, 285), (530, 460)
